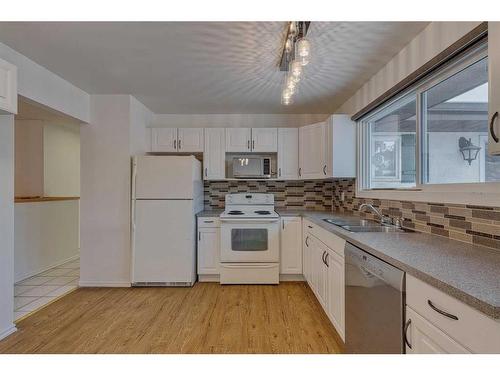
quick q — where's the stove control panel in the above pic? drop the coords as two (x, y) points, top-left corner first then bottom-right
(225, 193), (274, 206)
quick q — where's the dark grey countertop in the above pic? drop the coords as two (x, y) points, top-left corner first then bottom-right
(197, 209), (223, 217)
(197, 209), (500, 319)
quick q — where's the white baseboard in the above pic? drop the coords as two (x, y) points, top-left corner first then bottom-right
(79, 280), (131, 287)
(279, 274), (305, 281)
(15, 253), (80, 284)
(198, 274), (220, 282)
(0, 325), (17, 341)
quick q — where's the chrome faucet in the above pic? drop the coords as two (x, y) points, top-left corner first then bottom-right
(358, 203), (392, 225)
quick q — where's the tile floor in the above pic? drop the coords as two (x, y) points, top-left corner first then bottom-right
(14, 257), (79, 321)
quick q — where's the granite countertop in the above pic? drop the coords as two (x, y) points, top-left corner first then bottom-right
(197, 208), (500, 319)
(277, 209), (500, 320)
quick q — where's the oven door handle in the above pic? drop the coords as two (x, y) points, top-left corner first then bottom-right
(220, 218), (280, 224)
(221, 264), (277, 269)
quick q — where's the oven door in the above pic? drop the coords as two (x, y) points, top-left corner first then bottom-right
(221, 219), (279, 262)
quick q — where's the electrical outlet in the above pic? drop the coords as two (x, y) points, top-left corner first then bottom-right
(340, 192), (345, 202)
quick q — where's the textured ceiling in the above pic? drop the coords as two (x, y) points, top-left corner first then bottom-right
(0, 22), (428, 114)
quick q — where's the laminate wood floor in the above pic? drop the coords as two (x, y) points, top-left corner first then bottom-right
(0, 282), (344, 354)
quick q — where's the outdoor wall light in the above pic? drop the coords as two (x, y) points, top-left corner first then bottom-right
(458, 137), (481, 165)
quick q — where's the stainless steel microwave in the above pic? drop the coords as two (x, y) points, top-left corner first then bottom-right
(232, 156), (271, 178)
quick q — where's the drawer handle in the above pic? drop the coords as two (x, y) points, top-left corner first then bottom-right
(307, 225), (313, 229)
(427, 300), (459, 321)
(404, 319), (412, 350)
(204, 220), (214, 223)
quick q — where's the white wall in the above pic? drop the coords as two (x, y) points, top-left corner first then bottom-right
(0, 42), (90, 123)
(80, 95), (151, 287)
(43, 123), (80, 196)
(14, 120), (44, 197)
(14, 200), (79, 282)
(337, 22), (482, 115)
(0, 115), (16, 340)
(151, 113), (329, 128)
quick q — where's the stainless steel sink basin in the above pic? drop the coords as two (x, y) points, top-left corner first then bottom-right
(340, 225), (405, 233)
(323, 218), (411, 233)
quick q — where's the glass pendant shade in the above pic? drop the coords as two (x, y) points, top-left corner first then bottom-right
(289, 60), (302, 82)
(286, 75), (298, 94)
(285, 37), (293, 54)
(281, 88), (293, 105)
(289, 22), (298, 37)
(296, 37), (311, 66)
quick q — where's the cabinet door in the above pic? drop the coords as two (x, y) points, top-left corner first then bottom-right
(326, 248), (345, 340)
(326, 115), (356, 178)
(314, 239), (328, 309)
(278, 128), (299, 179)
(303, 228), (313, 285)
(405, 307), (470, 354)
(178, 128), (204, 152)
(299, 122), (326, 179)
(489, 22), (500, 155)
(0, 58), (17, 114)
(225, 128), (252, 152)
(280, 217), (302, 274)
(197, 227), (220, 275)
(252, 128), (278, 152)
(203, 128), (226, 180)
(151, 128), (178, 152)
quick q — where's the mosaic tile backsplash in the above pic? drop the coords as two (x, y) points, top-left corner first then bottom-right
(204, 179), (500, 251)
(204, 180), (334, 211)
(332, 179), (500, 251)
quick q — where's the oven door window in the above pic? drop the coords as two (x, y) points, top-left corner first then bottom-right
(231, 228), (268, 251)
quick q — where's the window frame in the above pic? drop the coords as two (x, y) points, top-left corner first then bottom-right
(357, 40), (500, 206)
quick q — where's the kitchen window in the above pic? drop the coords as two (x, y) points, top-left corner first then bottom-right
(358, 40), (500, 204)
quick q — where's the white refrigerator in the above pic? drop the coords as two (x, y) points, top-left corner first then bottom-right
(131, 155), (203, 286)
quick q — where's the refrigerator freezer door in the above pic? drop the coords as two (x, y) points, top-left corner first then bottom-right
(133, 155), (200, 199)
(132, 199), (196, 284)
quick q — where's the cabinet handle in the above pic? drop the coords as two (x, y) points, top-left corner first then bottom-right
(279, 168), (281, 177)
(204, 220), (214, 223)
(282, 220), (285, 230)
(490, 111), (499, 143)
(325, 253), (329, 267)
(247, 140), (250, 150)
(252, 140), (255, 150)
(205, 168), (208, 177)
(427, 300), (459, 320)
(178, 139), (181, 149)
(321, 251), (326, 265)
(323, 165), (327, 175)
(404, 319), (412, 350)
(174, 139), (177, 149)
(298, 167), (301, 177)
(305, 236), (309, 247)
(307, 225), (313, 229)
(198, 232), (201, 241)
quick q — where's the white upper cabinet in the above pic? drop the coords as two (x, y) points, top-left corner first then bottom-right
(488, 22), (500, 155)
(151, 128), (204, 153)
(225, 128), (252, 152)
(299, 122), (326, 179)
(280, 217), (302, 274)
(278, 128), (299, 179)
(151, 128), (178, 152)
(0, 58), (17, 115)
(325, 115), (356, 178)
(177, 128), (204, 152)
(251, 128), (278, 152)
(204, 128), (226, 180)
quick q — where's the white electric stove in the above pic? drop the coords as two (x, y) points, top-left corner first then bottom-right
(219, 193), (280, 284)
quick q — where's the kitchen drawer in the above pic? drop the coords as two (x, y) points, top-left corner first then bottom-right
(406, 274), (500, 353)
(197, 217), (220, 228)
(304, 219), (345, 258)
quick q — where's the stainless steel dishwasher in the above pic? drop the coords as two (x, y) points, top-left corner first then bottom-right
(345, 242), (405, 354)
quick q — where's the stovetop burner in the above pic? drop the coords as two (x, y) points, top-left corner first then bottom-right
(254, 210), (271, 215)
(227, 210), (244, 215)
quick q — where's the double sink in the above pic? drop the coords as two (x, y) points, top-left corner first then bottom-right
(323, 217), (410, 233)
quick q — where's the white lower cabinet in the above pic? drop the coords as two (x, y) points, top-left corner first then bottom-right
(405, 307), (470, 354)
(326, 248), (345, 340)
(302, 219), (345, 341)
(280, 217), (302, 274)
(197, 218), (220, 280)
